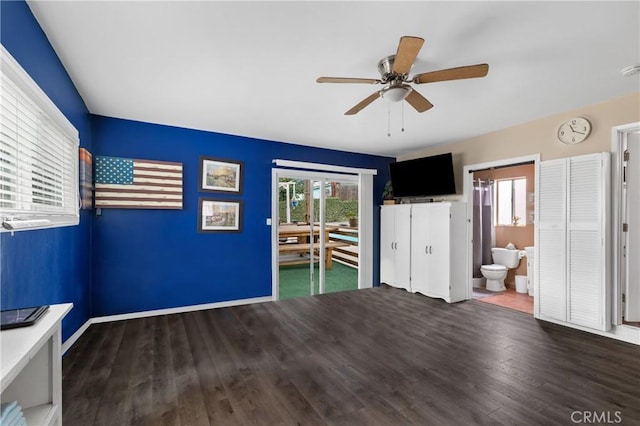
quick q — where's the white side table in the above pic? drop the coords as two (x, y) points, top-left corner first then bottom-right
(1, 303), (72, 425)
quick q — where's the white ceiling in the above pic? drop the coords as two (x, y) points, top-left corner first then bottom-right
(27, 1), (640, 158)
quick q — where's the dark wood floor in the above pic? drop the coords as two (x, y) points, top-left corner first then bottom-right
(63, 285), (640, 425)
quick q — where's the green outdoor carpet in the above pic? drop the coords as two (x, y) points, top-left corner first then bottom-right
(278, 262), (358, 300)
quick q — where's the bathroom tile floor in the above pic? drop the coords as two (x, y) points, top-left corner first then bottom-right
(474, 287), (534, 315)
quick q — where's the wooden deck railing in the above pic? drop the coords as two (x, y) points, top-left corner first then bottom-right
(328, 226), (359, 267)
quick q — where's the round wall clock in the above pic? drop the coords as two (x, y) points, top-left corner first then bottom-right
(558, 117), (592, 144)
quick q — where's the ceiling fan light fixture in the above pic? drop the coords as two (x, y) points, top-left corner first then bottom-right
(318, 35), (489, 115)
(621, 65), (640, 77)
(380, 85), (412, 102)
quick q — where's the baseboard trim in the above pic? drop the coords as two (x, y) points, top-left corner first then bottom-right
(91, 296), (272, 324)
(62, 318), (92, 355)
(61, 296), (272, 355)
(538, 316), (640, 345)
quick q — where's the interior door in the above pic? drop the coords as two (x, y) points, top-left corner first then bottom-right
(625, 132), (640, 321)
(537, 158), (568, 322)
(567, 154), (605, 329)
(537, 153), (611, 330)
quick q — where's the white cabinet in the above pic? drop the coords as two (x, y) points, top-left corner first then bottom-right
(1, 303), (72, 426)
(381, 202), (467, 303)
(380, 204), (411, 291)
(537, 152), (610, 331)
(411, 204), (450, 298)
(525, 246), (534, 297)
(410, 202), (467, 303)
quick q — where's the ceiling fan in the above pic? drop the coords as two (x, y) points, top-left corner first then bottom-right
(317, 36), (489, 115)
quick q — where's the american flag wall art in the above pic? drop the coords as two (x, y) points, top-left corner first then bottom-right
(94, 156), (183, 209)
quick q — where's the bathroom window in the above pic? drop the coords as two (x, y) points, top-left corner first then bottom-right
(494, 177), (527, 226)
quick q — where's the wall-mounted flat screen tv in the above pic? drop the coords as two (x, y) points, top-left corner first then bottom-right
(389, 152), (456, 198)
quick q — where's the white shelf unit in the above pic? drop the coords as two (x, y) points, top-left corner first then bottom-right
(1, 303), (72, 426)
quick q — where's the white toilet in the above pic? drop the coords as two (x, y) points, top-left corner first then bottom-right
(480, 248), (525, 292)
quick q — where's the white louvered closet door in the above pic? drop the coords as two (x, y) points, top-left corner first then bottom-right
(537, 159), (567, 321)
(567, 154), (610, 330)
(537, 153), (611, 331)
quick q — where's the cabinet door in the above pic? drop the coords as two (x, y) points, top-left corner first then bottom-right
(410, 205), (430, 295)
(380, 206), (395, 286)
(394, 205), (412, 291)
(426, 204), (451, 298)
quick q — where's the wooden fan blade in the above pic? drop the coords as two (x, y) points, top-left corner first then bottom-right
(345, 92), (380, 115)
(317, 77), (380, 84)
(413, 64), (489, 84)
(405, 89), (434, 113)
(392, 36), (425, 75)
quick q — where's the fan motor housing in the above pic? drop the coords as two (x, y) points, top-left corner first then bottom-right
(378, 55), (408, 83)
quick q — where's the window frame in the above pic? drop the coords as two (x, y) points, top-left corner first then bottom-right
(493, 176), (527, 227)
(1, 44), (79, 232)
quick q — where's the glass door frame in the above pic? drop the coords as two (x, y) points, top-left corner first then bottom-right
(272, 168), (359, 300)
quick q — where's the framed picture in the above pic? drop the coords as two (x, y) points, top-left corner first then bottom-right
(199, 156), (243, 194)
(79, 148), (93, 209)
(198, 198), (243, 233)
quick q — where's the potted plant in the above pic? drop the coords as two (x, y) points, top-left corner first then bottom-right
(382, 180), (395, 204)
(346, 205), (358, 227)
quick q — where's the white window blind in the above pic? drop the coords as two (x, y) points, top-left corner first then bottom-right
(0, 45), (79, 231)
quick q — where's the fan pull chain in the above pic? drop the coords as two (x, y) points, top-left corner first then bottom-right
(401, 102), (405, 133)
(387, 103), (391, 137)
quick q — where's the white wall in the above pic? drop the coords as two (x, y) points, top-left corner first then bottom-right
(399, 93), (640, 194)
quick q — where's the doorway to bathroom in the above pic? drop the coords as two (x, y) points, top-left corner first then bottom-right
(463, 155), (539, 315)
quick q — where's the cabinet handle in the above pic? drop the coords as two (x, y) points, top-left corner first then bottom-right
(425, 246), (428, 254)
(391, 242), (394, 250)
(394, 242), (398, 250)
(429, 246), (432, 254)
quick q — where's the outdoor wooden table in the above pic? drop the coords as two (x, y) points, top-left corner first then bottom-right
(278, 223), (338, 243)
(278, 224), (347, 269)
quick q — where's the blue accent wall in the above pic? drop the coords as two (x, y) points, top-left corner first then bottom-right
(0, 1), (93, 341)
(0, 0), (393, 338)
(91, 116), (392, 316)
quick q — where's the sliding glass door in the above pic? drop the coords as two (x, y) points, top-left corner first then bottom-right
(320, 177), (360, 294)
(277, 176), (317, 299)
(275, 170), (359, 300)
